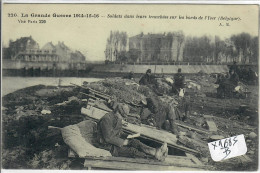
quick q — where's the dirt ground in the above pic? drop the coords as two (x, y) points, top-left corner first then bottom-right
(1, 75), (258, 170)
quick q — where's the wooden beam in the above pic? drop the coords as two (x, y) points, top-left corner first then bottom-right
(83, 159), (205, 170)
(206, 120), (218, 132)
(69, 148), (206, 170)
(186, 153), (203, 166)
(175, 122), (210, 134)
(69, 148), (195, 166)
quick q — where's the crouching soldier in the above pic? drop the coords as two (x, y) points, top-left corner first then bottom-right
(139, 69), (154, 85)
(145, 97), (180, 135)
(97, 104), (168, 161)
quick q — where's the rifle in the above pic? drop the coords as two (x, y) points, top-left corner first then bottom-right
(70, 83), (111, 101)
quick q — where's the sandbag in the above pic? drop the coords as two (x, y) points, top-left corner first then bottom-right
(61, 120), (111, 158)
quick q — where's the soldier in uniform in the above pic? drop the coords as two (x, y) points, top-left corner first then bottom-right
(139, 69), (153, 85)
(145, 97), (180, 134)
(123, 71), (134, 80)
(248, 67), (257, 85)
(172, 68), (185, 94)
(229, 61), (238, 74)
(229, 69), (239, 86)
(97, 104), (168, 161)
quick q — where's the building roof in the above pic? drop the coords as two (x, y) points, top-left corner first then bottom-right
(10, 36), (39, 49)
(55, 41), (71, 51)
(129, 33), (181, 39)
(42, 42), (56, 50)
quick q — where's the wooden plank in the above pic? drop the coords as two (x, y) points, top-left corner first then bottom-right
(81, 106), (199, 155)
(69, 148), (206, 170)
(87, 101), (112, 112)
(165, 155), (195, 166)
(178, 136), (208, 155)
(186, 153), (203, 166)
(206, 120), (218, 132)
(83, 159), (205, 170)
(175, 122), (210, 134)
(69, 149), (195, 166)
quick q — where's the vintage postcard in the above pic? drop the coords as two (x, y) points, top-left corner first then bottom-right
(1, 2), (259, 171)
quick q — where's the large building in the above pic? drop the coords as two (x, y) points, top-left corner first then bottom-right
(129, 33), (185, 63)
(105, 31), (128, 62)
(3, 36), (86, 63)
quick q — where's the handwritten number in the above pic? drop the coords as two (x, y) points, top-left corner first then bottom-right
(229, 138), (232, 146)
(211, 136), (241, 160)
(233, 136), (238, 146)
(224, 139), (228, 148)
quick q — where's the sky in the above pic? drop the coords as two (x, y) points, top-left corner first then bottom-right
(2, 4), (259, 61)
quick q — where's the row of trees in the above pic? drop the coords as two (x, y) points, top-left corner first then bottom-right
(184, 33), (258, 64)
(230, 33), (258, 64)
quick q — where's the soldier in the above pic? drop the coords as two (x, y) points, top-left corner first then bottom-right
(97, 104), (168, 161)
(229, 61), (238, 74)
(123, 71), (134, 80)
(172, 68), (185, 95)
(139, 69), (153, 85)
(248, 67), (257, 85)
(145, 97), (180, 134)
(229, 69), (239, 86)
(216, 73), (226, 98)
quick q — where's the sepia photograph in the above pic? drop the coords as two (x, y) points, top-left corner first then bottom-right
(1, 2), (259, 171)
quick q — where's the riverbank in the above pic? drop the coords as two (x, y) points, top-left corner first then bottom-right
(2, 77), (102, 96)
(1, 75), (259, 170)
(2, 64), (231, 77)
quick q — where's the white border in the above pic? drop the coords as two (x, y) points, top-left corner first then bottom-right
(1, 0), (260, 4)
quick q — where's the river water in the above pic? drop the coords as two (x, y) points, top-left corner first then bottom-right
(2, 77), (103, 96)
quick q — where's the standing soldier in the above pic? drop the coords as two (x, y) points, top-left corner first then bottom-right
(229, 69), (239, 86)
(229, 61), (238, 74)
(172, 68), (185, 95)
(248, 67), (257, 85)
